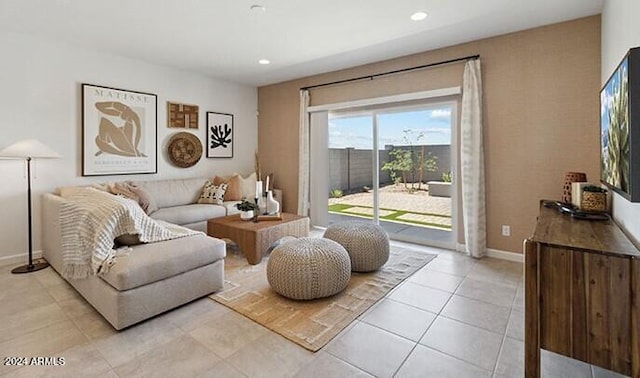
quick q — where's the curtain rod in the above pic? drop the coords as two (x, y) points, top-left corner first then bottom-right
(300, 54), (479, 91)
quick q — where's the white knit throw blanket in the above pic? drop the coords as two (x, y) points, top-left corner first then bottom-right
(60, 187), (202, 279)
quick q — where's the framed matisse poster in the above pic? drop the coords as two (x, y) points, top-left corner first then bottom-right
(82, 84), (158, 176)
(206, 111), (234, 158)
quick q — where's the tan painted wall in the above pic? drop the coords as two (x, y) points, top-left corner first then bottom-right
(258, 16), (601, 254)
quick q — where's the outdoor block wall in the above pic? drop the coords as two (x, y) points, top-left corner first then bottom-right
(328, 145), (451, 194)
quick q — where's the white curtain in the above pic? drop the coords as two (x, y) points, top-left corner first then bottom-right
(297, 90), (310, 216)
(309, 111), (329, 226)
(460, 59), (486, 258)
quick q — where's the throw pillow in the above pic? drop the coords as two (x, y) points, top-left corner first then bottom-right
(198, 181), (227, 205)
(213, 175), (242, 201)
(128, 183), (158, 214)
(109, 182), (138, 201)
(233, 172), (258, 200)
(108, 182), (158, 214)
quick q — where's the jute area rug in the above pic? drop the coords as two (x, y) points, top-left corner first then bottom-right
(209, 244), (437, 352)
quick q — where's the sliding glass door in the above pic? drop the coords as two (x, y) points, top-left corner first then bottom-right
(326, 102), (456, 248)
(327, 113), (375, 223)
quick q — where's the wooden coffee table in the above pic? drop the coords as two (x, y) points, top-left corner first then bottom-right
(207, 213), (309, 265)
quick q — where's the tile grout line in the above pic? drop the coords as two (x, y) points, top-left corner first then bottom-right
(361, 253), (460, 377)
(436, 313), (508, 338)
(445, 288), (515, 310)
(390, 290), (448, 377)
(491, 282), (521, 377)
(416, 257), (512, 375)
(410, 344), (496, 376)
(324, 329), (381, 378)
(391, 340), (421, 377)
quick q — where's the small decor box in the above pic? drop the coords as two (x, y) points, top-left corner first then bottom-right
(571, 182), (590, 208)
(580, 185), (608, 212)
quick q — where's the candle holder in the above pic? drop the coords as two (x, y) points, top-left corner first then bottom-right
(253, 197), (259, 222)
(257, 193), (267, 215)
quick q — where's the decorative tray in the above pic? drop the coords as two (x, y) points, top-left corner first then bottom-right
(257, 214), (282, 221)
(542, 200), (610, 221)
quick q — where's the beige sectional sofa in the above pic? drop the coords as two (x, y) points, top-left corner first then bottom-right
(133, 177), (240, 232)
(41, 177), (241, 330)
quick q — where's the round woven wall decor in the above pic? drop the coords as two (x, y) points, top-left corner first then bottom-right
(167, 132), (202, 168)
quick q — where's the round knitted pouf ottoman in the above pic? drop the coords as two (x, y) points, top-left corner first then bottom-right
(265, 235), (298, 255)
(267, 237), (351, 300)
(323, 222), (390, 272)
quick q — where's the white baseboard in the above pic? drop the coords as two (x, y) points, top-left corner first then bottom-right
(486, 248), (523, 263)
(0, 250), (43, 267)
(456, 243), (523, 263)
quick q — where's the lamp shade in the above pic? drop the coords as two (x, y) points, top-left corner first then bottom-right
(0, 139), (61, 159)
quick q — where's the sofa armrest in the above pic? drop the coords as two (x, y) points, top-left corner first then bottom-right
(42, 193), (65, 272)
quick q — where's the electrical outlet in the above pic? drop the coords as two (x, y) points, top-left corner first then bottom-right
(502, 225), (511, 237)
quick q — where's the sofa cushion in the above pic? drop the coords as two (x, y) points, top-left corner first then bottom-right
(234, 172), (258, 199)
(133, 178), (206, 209)
(150, 204), (226, 226)
(223, 201), (241, 215)
(101, 234), (226, 291)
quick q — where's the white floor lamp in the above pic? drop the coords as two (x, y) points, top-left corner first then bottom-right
(0, 139), (60, 274)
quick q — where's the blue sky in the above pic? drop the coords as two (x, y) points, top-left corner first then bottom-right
(328, 107), (453, 149)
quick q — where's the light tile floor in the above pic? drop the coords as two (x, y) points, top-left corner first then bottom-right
(0, 238), (629, 377)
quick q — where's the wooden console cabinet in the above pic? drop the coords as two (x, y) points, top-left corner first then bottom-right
(524, 203), (640, 377)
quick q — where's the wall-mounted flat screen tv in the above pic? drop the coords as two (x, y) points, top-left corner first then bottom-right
(601, 47), (640, 202)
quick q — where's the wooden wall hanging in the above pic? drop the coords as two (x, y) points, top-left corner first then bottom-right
(168, 102), (198, 129)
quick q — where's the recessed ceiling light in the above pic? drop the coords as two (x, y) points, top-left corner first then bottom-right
(258, 59), (270, 65)
(250, 5), (267, 13)
(410, 11), (428, 21)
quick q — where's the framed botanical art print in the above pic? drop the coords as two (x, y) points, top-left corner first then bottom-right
(206, 111), (233, 158)
(601, 47), (640, 202)
(82, 84), (158, 176)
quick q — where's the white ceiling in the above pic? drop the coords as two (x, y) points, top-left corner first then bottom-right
(0, 0), (604, 87)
